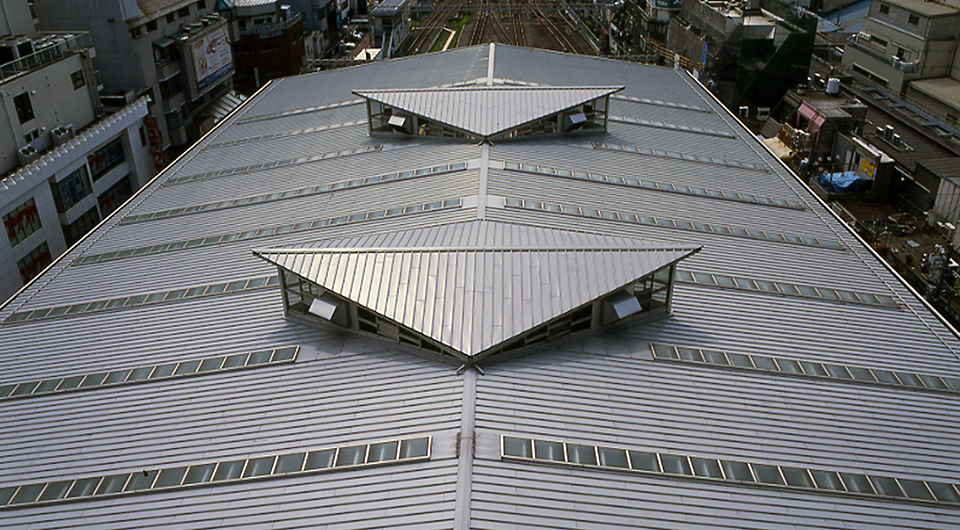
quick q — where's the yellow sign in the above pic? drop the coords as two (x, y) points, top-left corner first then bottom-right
(859, 158), (875, 178)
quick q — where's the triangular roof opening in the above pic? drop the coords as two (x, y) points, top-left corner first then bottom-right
(354, 86), (623, 141)
(255, 222), (699, 365)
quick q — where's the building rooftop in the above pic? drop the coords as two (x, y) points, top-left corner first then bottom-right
(883, 0), (960, 16)
(909, 77), (960, 111)
(2, 45), (960, 528)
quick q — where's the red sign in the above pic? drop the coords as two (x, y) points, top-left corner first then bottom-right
(144, 116), (165, 171)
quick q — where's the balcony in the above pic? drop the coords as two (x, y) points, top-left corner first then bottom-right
(846, 35), (918, 73)
(0, 33), (93, 82)
(250, 12), (303, 37)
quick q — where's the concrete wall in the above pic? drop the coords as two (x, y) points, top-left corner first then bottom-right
(0, 52), (97, 174)
(0, 0), (37, 37)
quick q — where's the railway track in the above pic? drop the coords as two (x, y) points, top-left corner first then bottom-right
(467, 0), (488, 46)
(404, 0), (592, 54)
(525, 0), (576, 53)
(400, 0), (460, 55)
(511, 0), (526, 47)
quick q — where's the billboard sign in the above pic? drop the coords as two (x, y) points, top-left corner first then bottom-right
(189, 26), (234, 95)
(144, 116), (164, 171)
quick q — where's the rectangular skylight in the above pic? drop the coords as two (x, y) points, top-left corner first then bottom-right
(500, 435), (960, 505)
(78, 197), (463, 267)
(0, 346), (299, 400)
(504, 198), (843, 251)
(0, 436), (431, 510)
(500, 161), (804, 210)
(651, 343), (960, 394)
(125, 162), (469, 224)
(5, 275), (280, 324)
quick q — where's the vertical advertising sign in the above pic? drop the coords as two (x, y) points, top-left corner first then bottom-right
(190, 27), (234, 95)
(144, 116), (165, 171)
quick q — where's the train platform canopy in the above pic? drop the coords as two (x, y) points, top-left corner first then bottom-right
(2, 44), (960, 530)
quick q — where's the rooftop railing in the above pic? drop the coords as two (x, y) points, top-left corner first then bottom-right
(0, 32), (93, 82)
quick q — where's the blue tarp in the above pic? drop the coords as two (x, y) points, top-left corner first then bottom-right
(819, 171), (866, 193)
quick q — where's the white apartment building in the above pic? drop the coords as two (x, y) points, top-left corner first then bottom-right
(0, 0), (154, 302)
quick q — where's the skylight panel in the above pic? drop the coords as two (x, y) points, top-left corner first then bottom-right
(500, 161), (804, 210)
(125, 162), (468, 224)
(5, 275), (279, 323)
(205, 119), (368, 149)
(593, 142), (768, 172)
(611, 94), (711, 113)
(651, 343), (960, 394)
(164, 144), (384, 187)
(0, 437), (431, 510)
(676, 270), (897, 308)
(78, 198), (462, 266)
(0, 346), (298, 400)
(610, 115), (735, 138)
(235, 98), (364, 124)
(502, 435), (960, 505)
(504, 198), (843, 251)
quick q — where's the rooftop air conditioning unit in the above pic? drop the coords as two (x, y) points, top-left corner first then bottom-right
(757, 107), (770, 120)
(52, 124), (75, 145)
(17, 144), (38, 166)
(738, 106), (749, 119)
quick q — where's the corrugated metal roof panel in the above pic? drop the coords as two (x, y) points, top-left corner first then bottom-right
(257, 222), (698, 357)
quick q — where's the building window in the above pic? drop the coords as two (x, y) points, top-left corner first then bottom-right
(17, 241), (51, 284)
(139, 126), (148, 147)
(166, 109), (184, 129)
(130, 26), (144, 39)
(879, 3), (889, 14)
(3, 198), (41, 247)
(178, 6), (190, 17)
(50, 166), (93, 213)
(166, 13), (175, 23)
(13, 92), (34, 124)
(198, 0), (207, 9)
(159, 73), (183, 99)
(908, 14), (919, 25)
(97, 174), (133, 216)
(23, 128), (39, 145)
(87, 138), (126, 181)
(869, 34), (888, 47)
(71, 69), (85, 90)
(61, 206), (100, 246)
(153, 43), (179, 67)
(146, 20), (158, 32)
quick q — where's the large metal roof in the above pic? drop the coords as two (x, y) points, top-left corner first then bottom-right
(353, 86), (622, 138)
(255, 222), (698, 358)
(2, 45), (960, 529)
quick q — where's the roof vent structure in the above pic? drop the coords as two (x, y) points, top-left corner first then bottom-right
(355, 85), (623, 142)
(255, 221), (699, 365)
